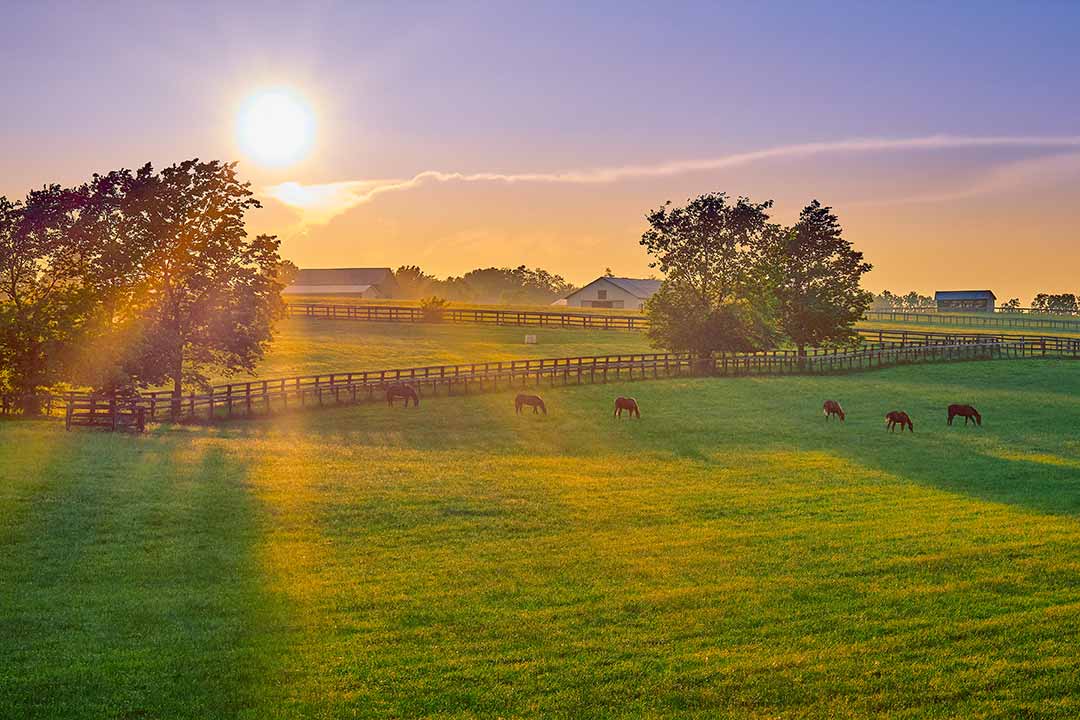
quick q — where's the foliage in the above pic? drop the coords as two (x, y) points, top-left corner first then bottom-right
(641, 193), (779, 354)
(766, 200), (872, 354)
(418, 295), (449, 322)
(1001, 297), (1022, 311)
(1031, 292), (1078, 314)
(0, 188), (94, 411)
(394, 264), (437, 298)
(394, 264), (575, 303)
(0, 160), (284, 412)
(871, 290), (936, 311)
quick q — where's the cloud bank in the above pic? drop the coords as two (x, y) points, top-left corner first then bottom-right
(265, 135), (1080, 225)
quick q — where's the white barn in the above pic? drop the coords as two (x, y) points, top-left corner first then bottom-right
(559, 277), (661, 311)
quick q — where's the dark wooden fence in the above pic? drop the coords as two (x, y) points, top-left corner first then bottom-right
(18, 330), (1071, 425)
(285, 303), (649, 330)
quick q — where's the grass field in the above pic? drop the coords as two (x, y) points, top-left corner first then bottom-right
(856, 318), (1080, 339)
(285, 296), (643, 315)
(222, 318), (656, 382)
(5, 358), (1080, 718)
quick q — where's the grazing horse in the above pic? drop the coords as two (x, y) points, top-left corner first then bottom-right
(823, 400), (845, 422)
(614, 397), (640, 419)
(885, 410), (914, 433)
(515, 393), (547, 415)
(386, 383), (420, 408)
(947, 404), (981, 426)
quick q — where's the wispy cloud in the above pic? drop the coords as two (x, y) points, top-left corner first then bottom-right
(264, 135), (1080, 225)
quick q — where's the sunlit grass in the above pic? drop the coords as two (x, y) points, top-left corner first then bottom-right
(236, 318), (655, 382)
(5, 360), (1080, 717)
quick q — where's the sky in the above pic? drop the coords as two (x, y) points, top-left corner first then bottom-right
(2, 0), (1079, 301)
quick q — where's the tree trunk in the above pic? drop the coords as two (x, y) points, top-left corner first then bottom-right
(170, 349), (184, 420)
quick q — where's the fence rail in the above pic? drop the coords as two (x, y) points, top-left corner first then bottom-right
(864, 310), (1080, 332)
(3, 328), (1069, 425)
(287, 303), (1080, 334)
(285, 303), (650, 330)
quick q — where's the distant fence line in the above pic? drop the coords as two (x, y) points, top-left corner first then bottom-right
(286, 303), (1080, 334)
(285, 303), (650, 330)
(863, 310), (1080, 332)
(6, 327), (1078, 424)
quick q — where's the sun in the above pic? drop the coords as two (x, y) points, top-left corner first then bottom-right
(236, 88), (315, 167)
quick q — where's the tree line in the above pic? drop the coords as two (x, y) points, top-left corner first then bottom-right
(0, 160), (284, 414)
(640, 193), (872, 357)
(393, 265), (576, 305)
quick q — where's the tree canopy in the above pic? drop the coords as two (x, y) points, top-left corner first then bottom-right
(640, 193), (779, 355)
(0, 160), (284, 413)
(641, 193), (872, 357)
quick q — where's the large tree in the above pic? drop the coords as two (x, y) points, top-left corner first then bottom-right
(767, 200), (872, 356)
(640, 193), (778, 355)
(123, 160), (284, 412)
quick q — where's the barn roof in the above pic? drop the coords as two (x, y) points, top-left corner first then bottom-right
(935, 290), (997, 300)
(291, 268), (395, 286)
(562, 276), (663, 300)
(605, 277), (663, 298)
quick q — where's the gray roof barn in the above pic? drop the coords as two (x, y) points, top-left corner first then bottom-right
(285, 268), (399, 297)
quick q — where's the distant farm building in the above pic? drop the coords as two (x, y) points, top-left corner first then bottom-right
(559, 277), (662, 310)
(283, 268), (400, 299)
(935, 290), (996, 313)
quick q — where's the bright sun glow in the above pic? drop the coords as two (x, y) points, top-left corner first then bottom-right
(236, 88), (315, 167)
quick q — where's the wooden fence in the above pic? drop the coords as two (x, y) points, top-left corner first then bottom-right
(19, 331), (1072, 425)
(864, 310), (1080, 332)
(285, 303), (649, 330)
(287, 303), (1080, 335)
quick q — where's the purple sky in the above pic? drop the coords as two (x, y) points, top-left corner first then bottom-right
(3, 1), (1079, 298)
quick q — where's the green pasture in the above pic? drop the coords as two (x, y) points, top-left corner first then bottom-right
(231, 317), (655, 381)
(4, 358), (1080, 718)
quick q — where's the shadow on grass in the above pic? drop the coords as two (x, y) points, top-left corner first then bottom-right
(0, 436), (289, 719)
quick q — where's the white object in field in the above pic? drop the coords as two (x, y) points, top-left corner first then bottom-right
(524, 334), (537, 344)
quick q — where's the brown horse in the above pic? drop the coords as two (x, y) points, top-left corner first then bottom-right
(614, 397), (640, 418)
(386, 383), (420, 408)
(947, 404), (981, 426)
(823, 400), (845, 422)
(885, 410), (913, 433)
(515, 393), (547, 415)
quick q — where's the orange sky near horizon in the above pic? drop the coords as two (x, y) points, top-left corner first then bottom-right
(244, 143), (1080, 303)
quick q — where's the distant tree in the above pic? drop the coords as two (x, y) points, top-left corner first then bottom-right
(1001, 297), (1022, 311)
(603, 267), (615, 277)
(640, 193), (778, 355)
(120, 160), (284, 413)
(454, 265), (574, 304)
(394, 264), (436, 299)
(871, 290), (934, 311)
(766, 200), (872, 356)
(1031, 293), (1078, 314)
